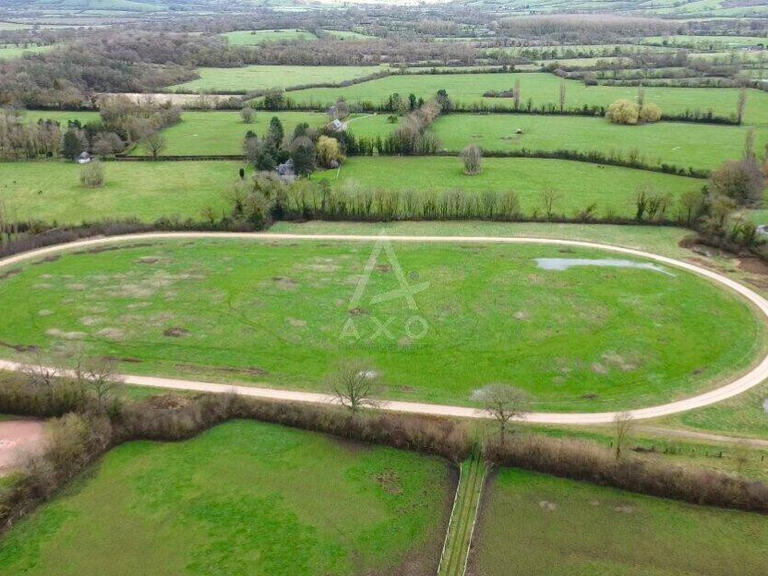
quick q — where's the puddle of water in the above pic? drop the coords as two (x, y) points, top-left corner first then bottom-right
(762, 398), (768, 414)
(535, 258), (674, 276)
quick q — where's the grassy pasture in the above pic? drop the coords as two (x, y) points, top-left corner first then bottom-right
(169, 64), (389, 94)
(129, 111), (393, 156)
(23, 110), (101, 126)
(643, 34), (768, 48)
(221, 29), (316, 45)
(0, 420), (452, 575)
(431, 114), (767, 171)
(0, 161), (237, 224)
(314, 156), (706, 217)
(286, 72), (768, 125)
(0, 237), (761, 411)
(325, 29), (373, 40)
(471, 468), (768, 576)
(0, 44), (54, 60)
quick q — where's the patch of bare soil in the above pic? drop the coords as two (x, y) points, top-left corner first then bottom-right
(146, 394), (192, 410)
(163, 327), (189, 338)
(0, 340), (39, 353)
(174, 363), (268, 377)
(375, 469), (404, 495)
(0, 269), (21, 281)
(30, 254), (60, 265)
(272, 276), (298, 291)
(0, 419), (45, 477)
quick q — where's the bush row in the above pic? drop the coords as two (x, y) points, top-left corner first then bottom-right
(484, 435), (768, 513)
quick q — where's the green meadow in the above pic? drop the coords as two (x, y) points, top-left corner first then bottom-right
(471, 468), (768, 576)
(286, 72), (768, 125)
(169, 64), (389, 93)
(221, 28), (317, 45)
(0, 421), (452, 576)
(0, 237), (761, 411)
(431, 114), (767, 171)
(314, 156), (707, 217)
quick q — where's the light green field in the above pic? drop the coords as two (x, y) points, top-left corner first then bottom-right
(431, 114), (767, 171)
(0, 44), (54, 60)
(325, 29), (373, 40)
(221, 28), (317, 46)
(0, 22), (32, 30)
(131, 111), (329, 156)
(169, 65), (389, 94)
(0, 420), (451, 576)
(286, 72), (768, 125)
(24, 110), (101, 126)
(643, 34), (768, 48)
(129, 111), (392, 156)
(0, 161), (237, 224)
(0, 237), (762, 411)
(471, 468), (768, 576)
(314, 156), (707, 217)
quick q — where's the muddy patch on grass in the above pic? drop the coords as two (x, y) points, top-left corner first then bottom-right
(45, 328), (86, 340)
(0, 269), (22, 281)
(96, 328), (125, 341)
(163, 327), (189, 338)
(286, 318), (307, 328)
(539, 500), (557, 511)
(272, 276), (298, 291)
(30, 254), (60, 265)
(174, 363), (268, 377)
(374, 469), (403, 495)
(0, 340), (39, 353)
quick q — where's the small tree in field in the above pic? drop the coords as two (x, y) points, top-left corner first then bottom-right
(331, 360), (379, 413)
(473, 384), (529, 439)
(316, 135), (345, 168)
(614, 411), (634, 460)
(240, 107), (254, 124)
(639, 103), (662, 123)
(141, 132), (167, 160)
(79, 160), (105, 188)
(461, 144), (482, 175)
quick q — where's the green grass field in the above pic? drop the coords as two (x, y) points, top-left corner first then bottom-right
(0, 161), (237, 224)
(0, 44), (54, 60)
(0, 420), (452, 575)
(24, 110), (102, 126)
(325, 29), (373, 40)
(314, 156), (707, 218)
(286, 72), (768, 125)
(169, 65), (389, 94)
(129, 111), (392, 156)
(221, 28), (317, 45)
(471, 468), (768, 576)
(0, 237), (762, 411)
(431, 114), (766, 171)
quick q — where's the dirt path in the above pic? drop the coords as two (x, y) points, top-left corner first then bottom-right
(0, 419), (45, 476)
(2, 231), (768, 426)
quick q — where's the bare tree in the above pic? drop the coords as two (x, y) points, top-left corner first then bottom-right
(541, 188), (560, 220)
(240, 107), (254, 124)
(461, 144), (482, 175)
(141, 132), (167, 160)
(614, 411), (634, 460)
(332, 360), (379, 414)
(474, 384), (529, 439)
(76, 357), (122, 410)
(559, 78), (567, 112)
(737, 87), (748, 125)
(513, 78), (521, 110)
(23, 353), (61, 388)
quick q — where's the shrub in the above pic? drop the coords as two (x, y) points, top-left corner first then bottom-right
(639, 102), (662, 123)
(315, 136), (345, 168)
(606, 99), (639, 125)
(709, 159), (765, 206)
(240, 107), (254, 124)
(79, 160), (104, 188)
(461, 144), (482, 175)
